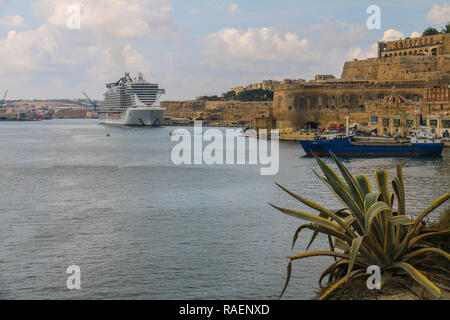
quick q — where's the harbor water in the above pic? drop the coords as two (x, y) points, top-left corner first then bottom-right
(0, 120), (448, 299)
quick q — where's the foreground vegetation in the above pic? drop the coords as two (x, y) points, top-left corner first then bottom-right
(271, 153), (449, 300)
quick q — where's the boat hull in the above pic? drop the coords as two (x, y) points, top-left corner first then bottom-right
(300, 138), (444, 157)
(100, 107), (165, 126)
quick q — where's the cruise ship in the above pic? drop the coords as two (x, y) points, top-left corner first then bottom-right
(99, 72), (166, 126)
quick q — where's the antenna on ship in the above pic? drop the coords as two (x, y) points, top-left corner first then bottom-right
(0, 90), (8, 109)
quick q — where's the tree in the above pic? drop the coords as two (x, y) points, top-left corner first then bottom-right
(442, 22), (450, 34)
(422, 27), (440, 36)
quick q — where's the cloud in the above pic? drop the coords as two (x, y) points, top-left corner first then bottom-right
(32, 0), (176, 39)
(86, 43), (153, 81)
(410, 31), (421, 38)
(227, 3), (239, 15)
(382, 29), (404, 41)
(203, 27), (308, 62)
(345, 28), (405, 61)
(426, 4), (450, 24)
(0, 15), (25, 28)
(0, 25), (62, 73)
(200, 20), (381, 78)
(0, 0), (174, 77)
(347, 43), (378, 60)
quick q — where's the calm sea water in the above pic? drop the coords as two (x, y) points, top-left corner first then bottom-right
(0, 120), (448, 300)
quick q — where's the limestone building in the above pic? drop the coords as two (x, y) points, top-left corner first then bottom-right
(273, 33), (450, 131)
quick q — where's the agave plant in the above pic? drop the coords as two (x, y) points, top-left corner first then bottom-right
(270, 152), (450, 300)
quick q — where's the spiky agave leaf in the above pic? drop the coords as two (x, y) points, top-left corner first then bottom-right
(391, 262), (441, 298)
(272, 153), (450, 299)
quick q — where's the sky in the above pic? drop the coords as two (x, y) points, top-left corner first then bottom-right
(0, 0), (449, 100)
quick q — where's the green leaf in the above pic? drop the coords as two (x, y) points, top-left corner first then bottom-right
(275, 183), (356, 237)
(313, 154), (348, 192)
(409, 229), (450, 248)
(279, 261), (292, 299)
(412, 193), (450, 232)
(291, 224), (313, 251)
(319, 259), (349, 286)
(364, 192), (381, 212)
(404, 247), (450, 262)
(355, 174), (372, 198)
(375, 170), (390, 205)
(313, 169), (365, 231)
(392, 262), (441, 298)
(347, 237), (364, 278)
(319, 269), (366, 300)
(290, 250), (351, 261)
(329, 152), (365, 209)
(269, 204), (340, 230)
(364, 202), (391, 234)
(390, 215), (413, 225)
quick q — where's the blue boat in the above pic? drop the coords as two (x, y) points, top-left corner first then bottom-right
(300, 127), (444, 157)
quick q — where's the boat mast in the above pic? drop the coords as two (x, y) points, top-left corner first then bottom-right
(345, 116), (350, 137)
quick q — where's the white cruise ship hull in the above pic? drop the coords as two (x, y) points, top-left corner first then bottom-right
(100, 107), (165, 126)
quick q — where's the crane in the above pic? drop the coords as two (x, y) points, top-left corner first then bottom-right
(82, 91), (99, 111)
(0, 90), (8, 109)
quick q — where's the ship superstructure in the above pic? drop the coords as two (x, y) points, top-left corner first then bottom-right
(99, 72), (165, 126)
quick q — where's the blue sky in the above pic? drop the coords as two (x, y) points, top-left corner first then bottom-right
(0, 0), (449, 100)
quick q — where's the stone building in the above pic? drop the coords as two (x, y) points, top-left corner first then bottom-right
(379, 33), (450, 57)
(273, 33), (450, 131)
(162, 100), (272, 124)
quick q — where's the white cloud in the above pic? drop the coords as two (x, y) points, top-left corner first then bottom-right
(347, 43), (378, 60)
(426, 4), (450, 24)
(0, 0), (174, 77)
(227, 3), (239, 15)
(203, 27), (308, 64)
(32, 0), (175, 39)
(87, 43), (153, 81)
(200, 21), (382, 79)
(382, 29), (404, 41)
(346, 28), (407, 61)
(0, 25), (61, 72)
(0, 15), (25, 28)
(410, 31), (421, 38)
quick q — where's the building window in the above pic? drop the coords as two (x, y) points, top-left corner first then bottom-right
(394, 119), (401, 127)
(288, 106), (292, 111)
(442, 120), (450, 128)
(406, 119), (413, 127)
(429, 120), (438, 126)
(383, 118), (390, 126)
